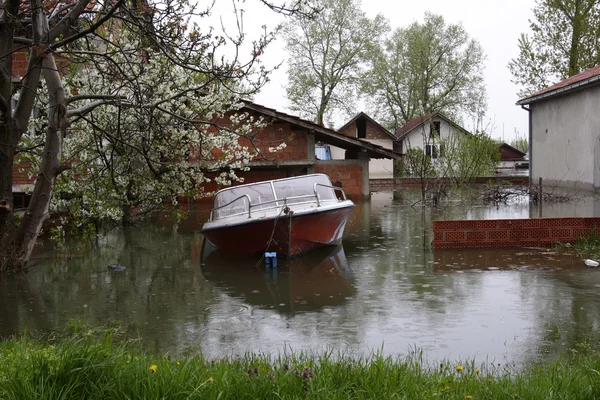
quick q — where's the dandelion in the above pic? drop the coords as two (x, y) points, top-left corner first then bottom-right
(456, 365), (463, 372)
(208, 377), (214, 383)
(442, 386), (451, 392)
(475, 368), (480, 374)
(465, 396), (473, 400)
(488, 378), (493, 383)
(149, 364), (157, 373)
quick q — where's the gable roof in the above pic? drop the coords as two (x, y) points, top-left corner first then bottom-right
(337, 112), (396, 140)
(241, 101), (400, 160)
(395, 113), (435, 139)
(498, 143), (526, 160)
(394, 112), (469, 140)
(517, 64), (600, 105)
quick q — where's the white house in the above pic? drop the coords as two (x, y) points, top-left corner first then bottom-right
(516, 65), (600, 191)
(394, 113), (469, 158)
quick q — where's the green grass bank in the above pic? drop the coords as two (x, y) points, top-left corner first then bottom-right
(1, 328), (600, 399)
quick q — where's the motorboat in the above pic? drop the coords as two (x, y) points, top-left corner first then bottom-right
(201, 174), (355, 255)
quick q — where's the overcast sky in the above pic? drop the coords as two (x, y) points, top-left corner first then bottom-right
(212, 0), (536, 143)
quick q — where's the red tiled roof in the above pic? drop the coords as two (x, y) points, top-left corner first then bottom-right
(394, 113), (435, 139)
(241, 101), (400, 160)
(517, 64), (600, 105)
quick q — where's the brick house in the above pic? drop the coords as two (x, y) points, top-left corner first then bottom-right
(335, 112), (396, 181)
(233, 102), (400, 198)
(517, 64), (600, 191)
(12, 99), (400, 206)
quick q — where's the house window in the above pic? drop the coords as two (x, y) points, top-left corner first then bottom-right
(425, 144), (439, 159)
(430, 121), (441, 140)
(315, 145), (332, 160)
(356, 118), (367, 138)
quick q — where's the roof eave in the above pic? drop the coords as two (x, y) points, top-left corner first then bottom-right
(241, 102), (401, 160)
(517, 75), (600, 105)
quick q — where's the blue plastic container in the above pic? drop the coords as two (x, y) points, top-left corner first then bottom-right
(265, 252), (278, 268)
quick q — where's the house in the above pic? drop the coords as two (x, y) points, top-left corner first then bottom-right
(12, 101), (401, 202)
(517, 65), (600, 191)
(394, 113), (470, 160)
(497, 143), (528, 174)
(232, 102), (400, 198)
(335, 112), (397, 183)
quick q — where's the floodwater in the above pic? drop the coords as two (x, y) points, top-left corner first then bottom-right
(2, 189), (600, 366)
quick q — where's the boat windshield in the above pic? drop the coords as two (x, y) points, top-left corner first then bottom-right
(212, 175), (337, 219)
(213, 182), (275, 219)
(273, 174), (335, 204)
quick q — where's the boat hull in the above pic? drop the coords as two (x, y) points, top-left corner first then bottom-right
(201, 204), (354, 255)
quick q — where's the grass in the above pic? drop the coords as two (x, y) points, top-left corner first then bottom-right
(556, 228), (600, 261)
(1, 327), (600, 399)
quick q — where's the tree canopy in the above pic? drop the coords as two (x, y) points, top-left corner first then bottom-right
(283, 0), (386, 126)
(0, 0), (315, 271)
(363, 12), (486, 131)
(508, 0), (600, 98)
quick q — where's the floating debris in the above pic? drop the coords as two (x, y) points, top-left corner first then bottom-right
(584, 259), (599, 267)
(107, 264), (126, 271)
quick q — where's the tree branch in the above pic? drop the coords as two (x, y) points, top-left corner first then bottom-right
(49, 0), (125, 51)
(65, 94), (128, 105)
(66, 98), (128, 118)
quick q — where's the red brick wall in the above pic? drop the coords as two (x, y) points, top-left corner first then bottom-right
(338, 119), (391, 140)
(12, 159), (36, 185)
(198, 115), (308, 163)
(315, 163), (364, 196)
(12, 47), (28, 78)
(370, 179), (395, 191)
(433, 217), (600, 248)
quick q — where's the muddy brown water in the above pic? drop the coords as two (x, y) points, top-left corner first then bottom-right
(2, 190), (600, 365)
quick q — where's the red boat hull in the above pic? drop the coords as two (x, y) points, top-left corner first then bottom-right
(201, 205), (354, 255)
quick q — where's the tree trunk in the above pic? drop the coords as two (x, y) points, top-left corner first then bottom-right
(0, 126), (16, 271)
(0, 0), (22, 271)
(568, 2), (583, 77)
(14, 55), (65, 269)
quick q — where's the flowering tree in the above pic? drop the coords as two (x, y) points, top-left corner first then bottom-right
(0, 0), (314, 272)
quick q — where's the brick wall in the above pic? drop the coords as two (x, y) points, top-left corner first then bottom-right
(12, 159), (36, 184)
(338, 119), (392, 140)
(239, 122), (309, 162)
(315, 162), (364, 197)
(199, 115), (308, 164)
(12, 47), (28, 78)
(370, 178), (395, 192)
(433, 217), (600, 248)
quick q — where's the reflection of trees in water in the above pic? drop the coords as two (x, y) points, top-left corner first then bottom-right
(0, 224), (220, 353)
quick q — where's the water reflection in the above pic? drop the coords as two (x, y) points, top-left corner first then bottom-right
(201, 243), (355, 315)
